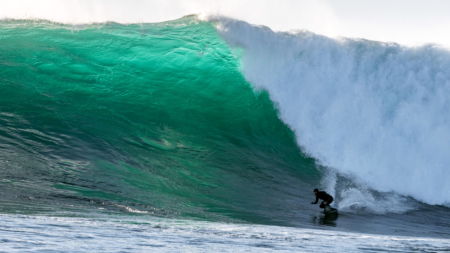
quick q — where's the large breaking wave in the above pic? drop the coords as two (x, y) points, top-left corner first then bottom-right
(213, 16), (450, 206)
(0, 15), (449, 231)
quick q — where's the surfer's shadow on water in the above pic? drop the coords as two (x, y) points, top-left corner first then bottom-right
(312, 214), (338, 227)
(312, 208), (339, 227)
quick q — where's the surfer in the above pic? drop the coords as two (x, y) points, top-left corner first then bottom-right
(311, 188), (333, 208)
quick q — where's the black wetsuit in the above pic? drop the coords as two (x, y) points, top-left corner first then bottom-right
(312, 191), (333, 208)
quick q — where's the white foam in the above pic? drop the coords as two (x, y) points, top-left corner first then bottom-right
(1, 214), (448, 252)
(318, 167), (414, 214)
(214, 17), (450, 206)
(337, 187), (414, 214)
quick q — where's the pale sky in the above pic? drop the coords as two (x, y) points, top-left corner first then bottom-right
(1, 0), (449, 46)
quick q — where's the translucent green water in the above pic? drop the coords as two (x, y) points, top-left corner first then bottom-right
(0, 17), (319, 224)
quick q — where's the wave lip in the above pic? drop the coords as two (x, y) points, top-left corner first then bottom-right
(214, 16), (450, 206)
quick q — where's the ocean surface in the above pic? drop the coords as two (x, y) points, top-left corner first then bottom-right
(0, 16), (449, 251)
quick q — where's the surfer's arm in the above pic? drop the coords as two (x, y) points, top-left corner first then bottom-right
(311, 196), (318, 204)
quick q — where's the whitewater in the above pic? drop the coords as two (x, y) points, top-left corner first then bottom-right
(212, 16), (450, 206)
(0, 7), (449, 253)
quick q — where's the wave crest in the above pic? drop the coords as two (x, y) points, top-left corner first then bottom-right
(215, 17), (450, 205)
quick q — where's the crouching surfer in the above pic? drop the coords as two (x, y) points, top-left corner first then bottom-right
(311, 188), (333, 208)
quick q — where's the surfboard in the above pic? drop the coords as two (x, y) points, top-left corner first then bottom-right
(324, 206), (338, 214)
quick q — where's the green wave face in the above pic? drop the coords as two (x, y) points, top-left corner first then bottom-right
(0, 17), (318, 223)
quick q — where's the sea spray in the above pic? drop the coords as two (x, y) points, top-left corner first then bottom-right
(213, 16), (450, 206)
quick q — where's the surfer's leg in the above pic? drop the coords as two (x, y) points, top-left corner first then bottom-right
(327, 197), (333, 206)
(319, 201), (326, 208)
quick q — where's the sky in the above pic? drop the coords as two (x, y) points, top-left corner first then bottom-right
(1, 0), (449, 46)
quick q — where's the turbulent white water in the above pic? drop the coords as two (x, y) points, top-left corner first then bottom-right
(214, 17), (450, 206)
(1, 214), (448, 252)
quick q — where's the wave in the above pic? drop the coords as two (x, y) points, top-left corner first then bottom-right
(0, 17), (321, 224)
(0, 15), (449, 231)
(212, 16), (450, 206)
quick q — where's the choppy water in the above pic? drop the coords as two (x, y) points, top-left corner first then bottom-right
(1, 213), (449, 252)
